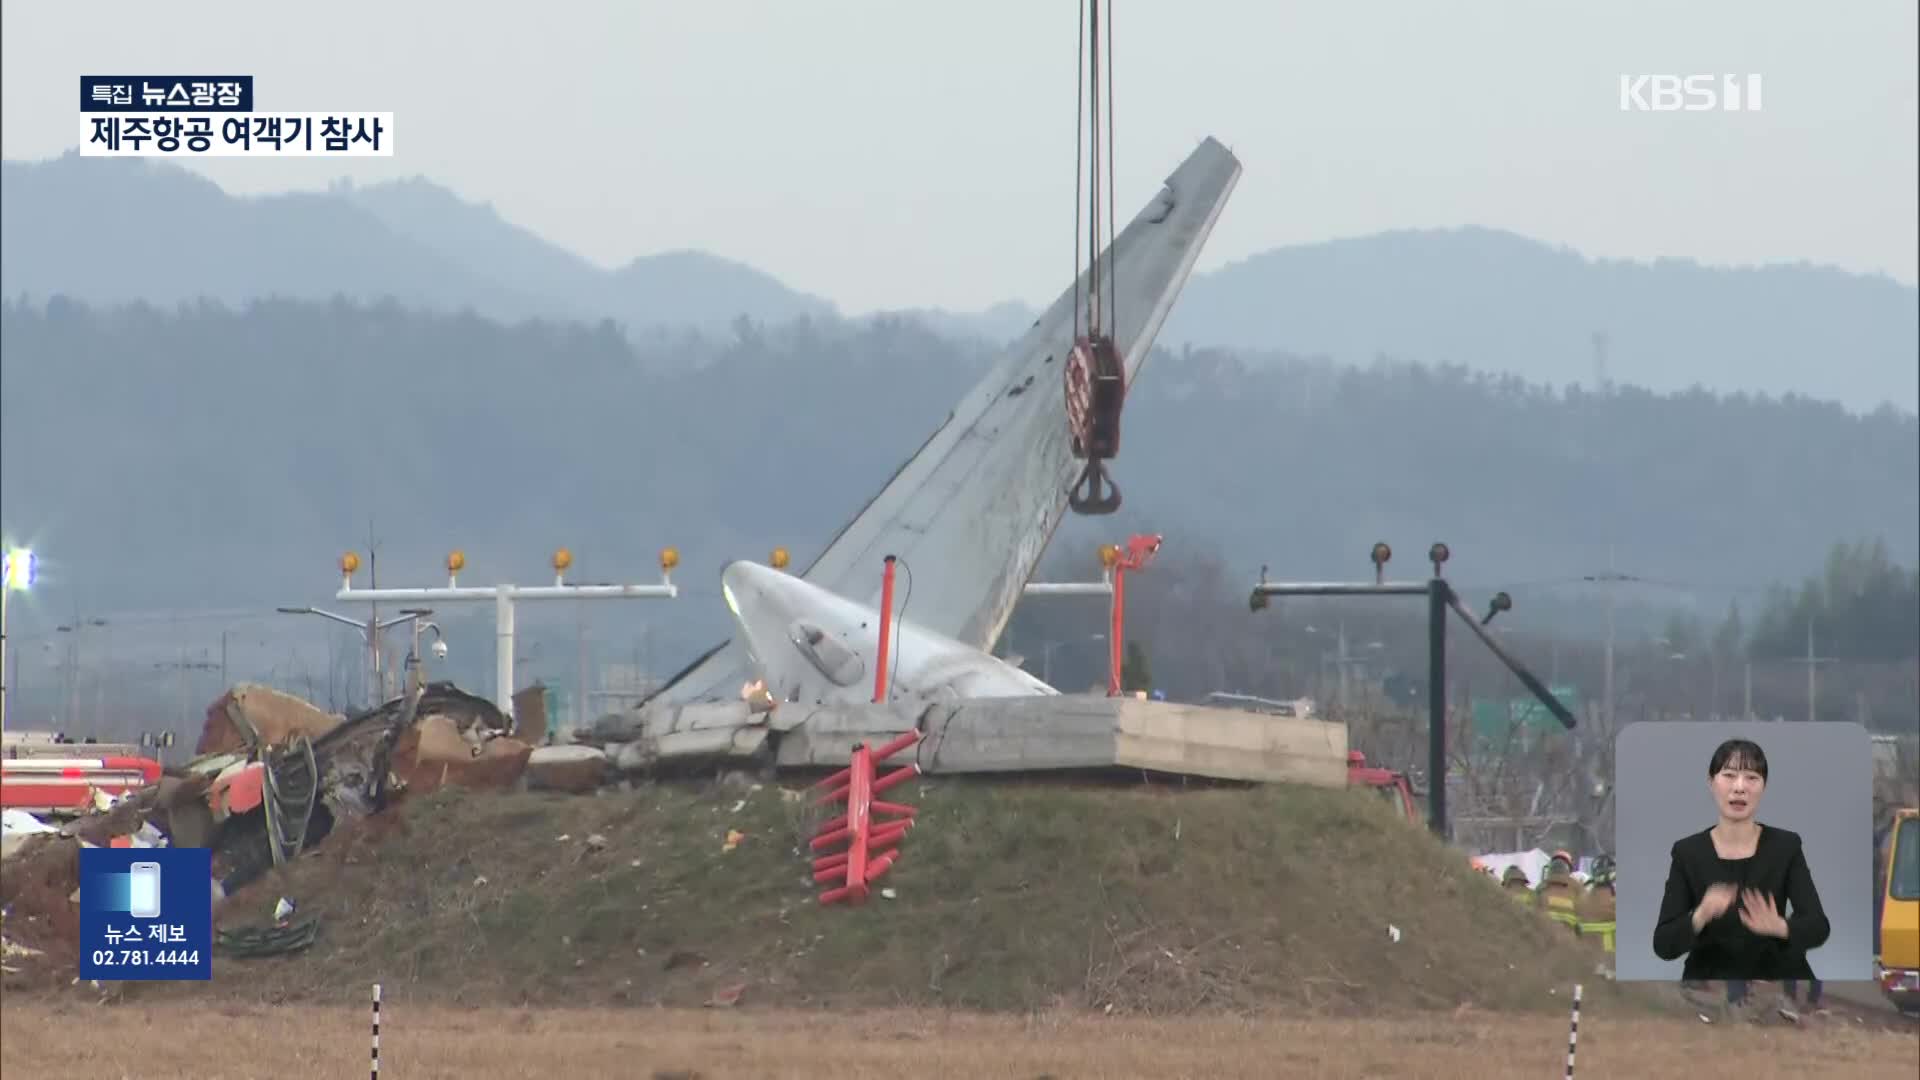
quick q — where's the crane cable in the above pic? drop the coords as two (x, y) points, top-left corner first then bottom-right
(1087, 0), (1101, 336)
(1105, 0), (1116, 343)
(1073, 1), (1118, 342)
(1073, 0), (1084, 341)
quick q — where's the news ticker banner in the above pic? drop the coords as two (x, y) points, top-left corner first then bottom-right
(78, 846), (213, 980)
(79, 75), (391, 157)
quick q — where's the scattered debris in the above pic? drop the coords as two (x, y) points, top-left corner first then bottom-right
(525, 746), (607, 794)
(1, 933), (45, 974)
(1, 808), (59, 859)
(193, 682), (515, 894)
(216, 918), (320, 959)
(722, 829), (745, 853)
(704, 982), (747, 1008)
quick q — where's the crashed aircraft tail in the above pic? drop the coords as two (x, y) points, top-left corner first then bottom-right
(647, 136), (1242, 710)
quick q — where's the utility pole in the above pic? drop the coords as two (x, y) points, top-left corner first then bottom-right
(1792, 619), (1836, 723)
(1583, 552), (1644, 731)
(153, 654), (219, 739)
(55, 615), (107, 735)
(1337, 622), (1351, 720)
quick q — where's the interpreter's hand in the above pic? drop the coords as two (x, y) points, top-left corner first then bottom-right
(1692, 883), (1739, 931)
(1738, 888), (1789, 939)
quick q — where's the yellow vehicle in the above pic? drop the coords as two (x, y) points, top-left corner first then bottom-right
(1878, 808), (1919, 1014)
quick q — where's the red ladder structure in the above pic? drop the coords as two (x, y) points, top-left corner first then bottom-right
(809, 730), (922, 906)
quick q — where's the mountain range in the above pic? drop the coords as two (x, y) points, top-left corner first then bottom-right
(2, 152), (1913, 411)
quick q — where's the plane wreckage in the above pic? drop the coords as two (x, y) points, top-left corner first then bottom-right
(572, 138), (1347, 788)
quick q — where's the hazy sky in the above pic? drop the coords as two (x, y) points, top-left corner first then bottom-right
(4, 1), (1914, 313)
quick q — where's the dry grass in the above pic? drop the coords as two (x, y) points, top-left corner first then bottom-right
(47, 777), (1652, 1018)
(2, 1001), (1914, 1079)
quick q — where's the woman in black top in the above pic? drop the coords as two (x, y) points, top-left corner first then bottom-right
(1652, 738), (1831, 980)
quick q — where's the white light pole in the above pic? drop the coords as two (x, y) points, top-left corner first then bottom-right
(331, 546), (680, 720)
(2, 547), (38, 745)
(1018, 545), (1116, 686)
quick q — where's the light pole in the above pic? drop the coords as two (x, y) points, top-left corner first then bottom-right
(1038, 633), (1106, 686)
(332, 546), (679, 718)
(398, 608), (443, 696)
(276, 582), (422, 708)
(2, 547), (38, 746)
(1250, 541), (1568, 840)
(1018, 537), (1159, 696)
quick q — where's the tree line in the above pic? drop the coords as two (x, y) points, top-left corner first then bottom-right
(1667, 539), (1920, 663)
(2, 295), (1913, 662)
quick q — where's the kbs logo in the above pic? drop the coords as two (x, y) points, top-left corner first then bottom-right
(1619, 74), (1763, 112)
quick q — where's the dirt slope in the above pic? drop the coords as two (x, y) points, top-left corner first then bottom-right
(52, 774), (1645, 1017)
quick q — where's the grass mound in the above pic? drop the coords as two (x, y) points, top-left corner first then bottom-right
(163, 775), (1637, 1016)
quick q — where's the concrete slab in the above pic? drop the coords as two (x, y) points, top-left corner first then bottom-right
(772, 695), (1347, 787)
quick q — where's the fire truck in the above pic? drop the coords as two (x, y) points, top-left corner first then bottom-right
(2, 732), (163, 815)
(1347, 750), (1419, 825)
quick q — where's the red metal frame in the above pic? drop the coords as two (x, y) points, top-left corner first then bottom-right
(810, 730), (921, 906)
(1106, 534), (1162, 696)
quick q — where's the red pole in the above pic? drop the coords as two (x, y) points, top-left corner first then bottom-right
(873, 555), (897, 703)
(1108, 565), (1125, 696)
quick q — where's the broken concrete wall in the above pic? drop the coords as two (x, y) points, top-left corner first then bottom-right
(525, 746), (606, 793)
(390, 715), (532, 794)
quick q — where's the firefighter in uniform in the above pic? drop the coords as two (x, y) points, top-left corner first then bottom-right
(1501, 864), (1533, 903)
(1575, 855), (1617, 953)
(1536, 850), (1581, 933)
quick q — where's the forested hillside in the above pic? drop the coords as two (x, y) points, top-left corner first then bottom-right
(3, 297), (1912, 653)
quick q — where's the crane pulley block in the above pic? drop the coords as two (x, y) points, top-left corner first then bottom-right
(1064, 334), (1124, 460)
(1065, 334), (1125, 515)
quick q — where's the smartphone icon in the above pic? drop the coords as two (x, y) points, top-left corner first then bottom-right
(128, 862), (162, 920)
